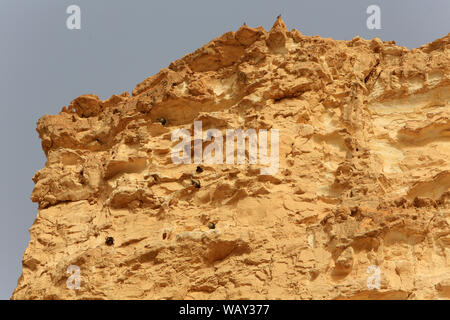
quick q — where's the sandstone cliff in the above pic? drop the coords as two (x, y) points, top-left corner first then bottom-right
(12, 18), (450, 299)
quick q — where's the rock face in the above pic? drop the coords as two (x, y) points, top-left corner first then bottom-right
(12, 18), (450, 300)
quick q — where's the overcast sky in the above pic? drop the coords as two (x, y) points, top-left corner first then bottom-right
(0, 0), (449, 299)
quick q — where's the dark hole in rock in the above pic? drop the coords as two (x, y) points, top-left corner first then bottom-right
(207, 222), (216, 230)
(105, 236), (114, 246)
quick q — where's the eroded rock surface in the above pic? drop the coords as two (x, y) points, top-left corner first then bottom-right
(12, 18), (450, 299)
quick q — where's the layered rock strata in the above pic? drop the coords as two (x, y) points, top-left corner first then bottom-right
(12, 18), (450, 299)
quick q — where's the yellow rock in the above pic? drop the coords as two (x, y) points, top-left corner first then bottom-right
(12, 18), (450, 300)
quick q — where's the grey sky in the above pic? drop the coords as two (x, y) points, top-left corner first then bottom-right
(0, 0), (448, 299)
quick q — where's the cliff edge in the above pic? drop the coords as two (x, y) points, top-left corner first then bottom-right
(12, 18), (450, 299)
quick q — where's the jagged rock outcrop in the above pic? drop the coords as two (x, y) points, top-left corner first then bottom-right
(12, 18), (450, 300)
